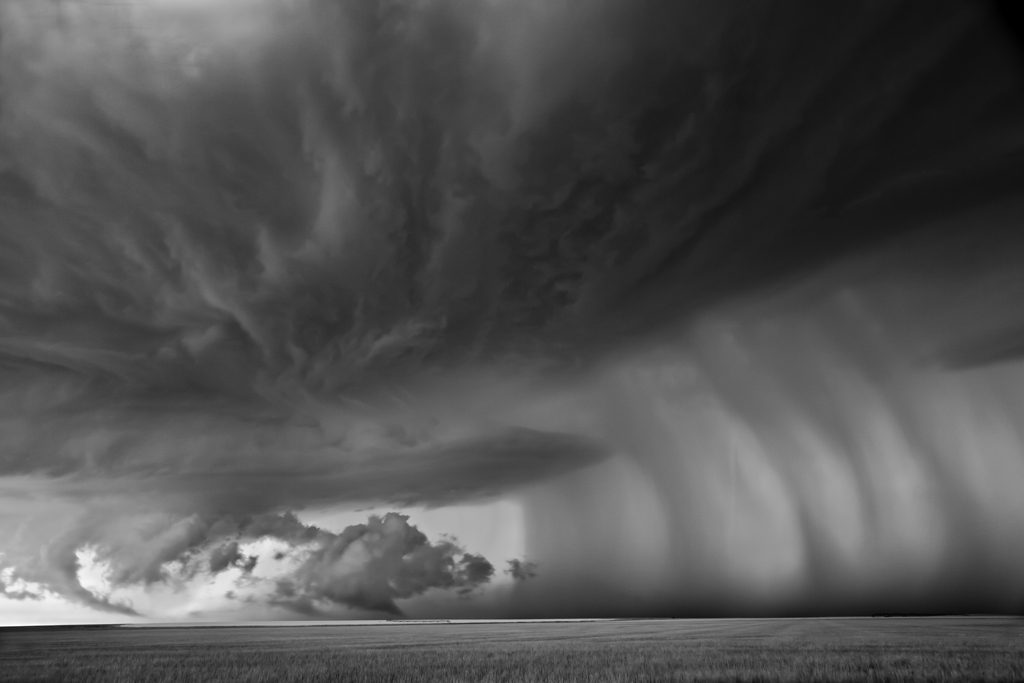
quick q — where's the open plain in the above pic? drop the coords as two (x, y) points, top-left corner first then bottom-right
(1, 616), (1022, 682)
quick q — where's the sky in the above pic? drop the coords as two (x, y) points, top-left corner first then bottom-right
(2, 0), (1024, 624)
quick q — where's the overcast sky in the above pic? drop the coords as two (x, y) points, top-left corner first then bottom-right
(2, 0), (1024, 624)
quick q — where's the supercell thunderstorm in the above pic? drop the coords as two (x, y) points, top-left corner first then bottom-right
(1, 0), (1024, 619)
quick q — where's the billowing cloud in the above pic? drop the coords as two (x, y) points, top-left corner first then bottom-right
(1, 0), (1016, 416)
(209, 541), (255, 574)
(5, 508), (493, 617)
(279, 513), (494, 614)
(0, 568), (44, 602)
(2, 0), (1024, 621)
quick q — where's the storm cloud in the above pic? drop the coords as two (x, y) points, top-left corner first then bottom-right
(2, 0), (1024, 620)
(6, 508), (493, 617)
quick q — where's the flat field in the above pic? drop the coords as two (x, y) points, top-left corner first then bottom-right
(1, 617), (1022, 682)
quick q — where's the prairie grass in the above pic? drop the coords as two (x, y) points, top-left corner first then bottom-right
(2, 617), (1022, 682)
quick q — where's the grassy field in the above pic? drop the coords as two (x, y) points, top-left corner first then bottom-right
(1, 617), (1022, 682)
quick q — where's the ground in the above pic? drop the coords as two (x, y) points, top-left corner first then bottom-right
(1, 616), (1022, 682)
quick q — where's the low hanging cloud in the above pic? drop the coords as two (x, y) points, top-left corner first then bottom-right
(0, 415), (564, 616)
(209, 542), (257, 575)
(7, 509), (494, 617)
(505, 558), (537, 581)
(0, 568), (45, 602)
(279, 513), (494, 614)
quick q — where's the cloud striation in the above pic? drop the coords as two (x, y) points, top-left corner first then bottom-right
(1, 0), (1024, 619)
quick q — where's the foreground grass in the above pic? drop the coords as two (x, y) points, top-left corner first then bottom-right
(2, 617), (1022, 682)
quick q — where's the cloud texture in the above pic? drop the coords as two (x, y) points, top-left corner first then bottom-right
(2, 0), (1024, 619)
(10, 508), (493, 617)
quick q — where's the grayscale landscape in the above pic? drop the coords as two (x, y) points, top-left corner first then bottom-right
(3, 0), (1024, 679)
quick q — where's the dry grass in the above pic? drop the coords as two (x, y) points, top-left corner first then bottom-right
(2, 617), (1022, 682)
